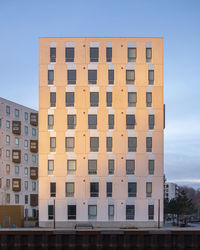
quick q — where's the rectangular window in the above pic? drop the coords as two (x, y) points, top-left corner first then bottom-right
(24, 153), (28, 162)
(24, 167), (28, 176)
(25, 181), (28, 190)
(88, 115), (97, 129)
(106, 47), (112, 62)
(126, 70), (135, 85)
(106, 92), (112, 107)
(108, 205), (114, 220)
(68, 205), (76, 220)
(6, 120), (10, 129)
(148, 205), (154, 220)
(65, 47), (74, 62)
(108, 114), (114, 129)
(148, 70), (154, 85)
(90, 47), (99, 62)
(146, 182), (152, 197)
(66, 92), (74, 107)
(126, 115), (135, 129)
(25, 126), (28, 135)
(146, 137), (152, 152)
(30, 113), (38, 126)
(48, 115), (54, 129)
(48, 70), (54, 85)
(67, 115), (76, 129)
(48, 160), (54, 175)
(15, 166), (19, 175)
(24, 112), (28, 121)
(32, 155), (36, 164)
(6, 194), (10, 204)
(128, 182), (137, 197)
(108, 159), (114, 175)
(0, 119), (1, 128)
(50, 137), (56, 152)
(30, 140), (38, 153)
(67, 70), (76, 85)
(90, 137), (99, 152)
(32, 128), (36, 137)
(106, 137), (112, 152)
(146, 92), (152, 107)
(90, 182), (99, 197)
(108, 70), (114, 85)
(88, 205), (97, 220)
(128, 48), (137, 62)
(50, 182), (56, 197)
(67, 160), (76, 175)
(50, 47), (56, 62)
(146, 48), (152, 62)
(88, 70), (97, 84)
(149, 115), (154, 130)
(65, 137), (75, 152)
(6, 150), (10, 158)
(32, 181), (36, 191)
(12, 179), (21, 192)
(25, 195), (28, 204)
(6, 164), (10, 174)
(12, 121), (21, 135)
(126, 160), (135, 175)
(6, 179), (10, 188)
(66, 182), (74, 197)
(15, 194), (19, 204)
(50, 92), (56, 107)
(48, 205), (54, 220)
(128, 137), (137, 152)
(6, 135), (10, 145)
(107, 182), (112, 197)
(126, 205), (135, 220)
(12, 150), (21, 163)
(15, 138), (19, 147)
(148, 160), (154, 175)
(88, 160), (97, 175)
(15, 109), (19, 118)
(128, 92), (137, 107)
(90, 92), (99, 106)
(6, 105), (10, 115)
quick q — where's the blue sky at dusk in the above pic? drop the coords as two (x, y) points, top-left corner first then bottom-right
(0, 0), (200, 188)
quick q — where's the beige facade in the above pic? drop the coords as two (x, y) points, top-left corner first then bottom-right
(39, 37), (164, 228)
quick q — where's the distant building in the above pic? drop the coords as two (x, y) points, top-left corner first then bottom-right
(164, 182), (179, 200)
(0, 97), (38, 218)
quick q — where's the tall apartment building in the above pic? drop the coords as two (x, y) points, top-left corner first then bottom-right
(0, 97), (38, 218)
(164, 182), (179, 201)
(39, 37), (164, 227)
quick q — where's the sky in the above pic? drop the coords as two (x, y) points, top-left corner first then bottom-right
(0, 0), (200, 188)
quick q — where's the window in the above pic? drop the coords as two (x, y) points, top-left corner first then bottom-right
(108, 205), (114, 220)
(24, 153), (28, 162)
(15, 194), (19, 204)
(146, 182), (152, 197)
(149, 115), (154, 130)
(90, 47), (99, 62)
(108, 159), (114, 175)
(24, 167), (28, 176)
(12, 150), (21, 163)
(88, 205), (97, 220)
(108, 114), (114, 129)
(66, 182), (74, 197)
(148, 205), (154, 220)
(128, 48), (137, 62)
(6, 135), (10, 145)
(128, 137), (137, 152)
(108, 70), (114, 85)
(6, 150), (10, 158)
(30, 113), (38, 126)
(146, 48), (152, 62)
(30, 140), (38, 153)
(6, 164), (10, 174)
(66, 92), (74, 107)
(106, 47), (112, 62)
(126, 160), (135, 175)
(90, 137), (99, 152)
(12, 121), (21, 135)
(6, 194), (10, 204)
(25, 195), (28, 204)
(146, 137), (152, 152)
(15, 109), (19, 118)
(6, 120), (10, 129)
(30, 194), (38, 206)
(128, 92), (137, 107)
(50, 47), (56, 62)
(24, 112), (28, 121)
(48, 160), (54, 175)
(25, 126), (28, 136)
(68, 205), (76, 220)
(88, 70), (97, 84)
(30, 167), (38, 179)
(148, 160), (154, 175)
(126, 70), (135, 85)
(48, 205), (54, 220)
(32, 155), (36, 164)
(24, 181), (28, 190)
(50, 92), (56, 107)
(50, 182), (56, 197)
(67, 115), (76, 129)
(88, 160), (97, 175)
(65, 137), (75, 152)
(65, 47), (74, 62)
(67, 70), (76, 85)
(67, 160), (76, 175)
(146, 92), (152, 107)
(106, 92), (112, 107)
(90, 182), (99, 197)
(15, 138), (19, 147)
(90, 92), (99, 106)
(0, 119), (1, 128)
(50, 137), (56, 152)
(48, 115), (54, 129)
(32, 182), (36, 191)
(6, 179), (10, 188)
(6, 105), (10, 115)
(48, 70), (54, 85)
(107, 182), (112, 197)
(126, 205), (135, 220)
(88, 115), (97, 129)
(126, 115), (135, 129)
(128, 182), (137, 197)
(148, 70), (154, 85)
(106, 137), (112, 152)
(12, 179), (21, 192)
